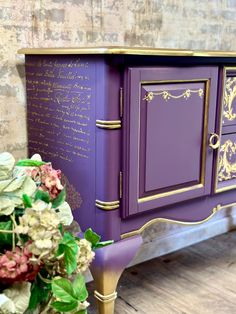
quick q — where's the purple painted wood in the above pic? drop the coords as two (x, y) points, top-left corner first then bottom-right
(123, 66), (218, 217)
(94, 62), (122, 240)
(142, 81), (204, 192)
(24, 52), (236, 242)
(25, 55), (97, 231)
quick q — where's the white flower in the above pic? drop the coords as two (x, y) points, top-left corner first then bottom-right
(0, 294), (15, 314)
(76, 239), (95, 273)
(0, 152), (15, 181)
(0, 282), (31, 314)
(55, 201), (73, 226)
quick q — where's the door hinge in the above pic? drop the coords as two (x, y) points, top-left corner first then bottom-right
(119, 171), (123, 199)
(119, 87), (123, 118)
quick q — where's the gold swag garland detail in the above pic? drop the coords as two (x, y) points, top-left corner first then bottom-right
(143, 88), (204, 102)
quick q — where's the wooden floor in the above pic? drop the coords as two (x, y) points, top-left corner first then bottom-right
(87, 230), (236, 314)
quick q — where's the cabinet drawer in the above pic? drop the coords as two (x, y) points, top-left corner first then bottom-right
(123, 66), (218, 217)
(222, 67), (236, 128)
(215, 133), (236, 192)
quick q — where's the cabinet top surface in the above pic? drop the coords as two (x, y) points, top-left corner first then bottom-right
(17, 46), (236, 57)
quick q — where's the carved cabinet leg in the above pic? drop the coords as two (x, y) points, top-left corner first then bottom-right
(90, 235), (143, 314)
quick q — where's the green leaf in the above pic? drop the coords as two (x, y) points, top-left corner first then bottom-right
(58, 223), (63, 234)
(51, 301), (78, 312)
(0, 220), (12, 246)
(57, 233), (78, 275)
(84, 228), (101, 247)
(52, 188), (66, 208)
(28, 277), (51, 310)
(76, 310), (87, 314)
(22, 194), (32, 208)
(72, 274), (88, 302)
(34, 189), (50, 203)
(16, 159), (46, 167)
(64, 242), (78, 275)
(51, 277), (76, 302)
(93, 240), (114, 249)
(62, 231), (75, 243)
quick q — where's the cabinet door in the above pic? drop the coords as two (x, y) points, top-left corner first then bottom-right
(215, 67), (236, 192)
(123, 66), (218, 217)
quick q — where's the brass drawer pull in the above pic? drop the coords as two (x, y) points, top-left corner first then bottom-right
(209, 133), (220, 149)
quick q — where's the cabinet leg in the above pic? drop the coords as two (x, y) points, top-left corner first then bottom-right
(90, 235), (143, 314)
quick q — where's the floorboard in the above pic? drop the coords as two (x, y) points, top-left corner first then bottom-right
(87, 230), (236, 314)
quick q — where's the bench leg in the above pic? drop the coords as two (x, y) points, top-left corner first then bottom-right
(90, 235), (143, 314)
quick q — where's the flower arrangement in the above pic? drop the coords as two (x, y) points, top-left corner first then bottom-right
(0, 152), (112, 314)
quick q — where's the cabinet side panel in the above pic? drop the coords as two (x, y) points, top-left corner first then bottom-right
(94, 61), (122, 240)
(25, 55), (96, 230)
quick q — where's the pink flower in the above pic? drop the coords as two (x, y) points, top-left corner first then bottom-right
(39, 165), (63, 199)
(0, 246), (40, 284)
(29, 163), (64, 200)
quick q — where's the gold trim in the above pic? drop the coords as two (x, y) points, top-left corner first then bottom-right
(138, 79), (209, 203)
(223, 77), (236, 122)
(143, 88), (204, 102)
(209, 133), (220, 150)
(193, 50), (236, 57)
(138, 184), (203, 203)
(120, 87), (123, 118)
(119, 171), (123, 199)
(95, 199), (120, 210)
(215, 67), (236, 193)
(18, 46), (194, 56)
(94, 290), (117, 303)
(18, 46), (236, 57)
(218, 139), (236, 182)
(96, 120), (121, 129)
(121, 202), (236, 239)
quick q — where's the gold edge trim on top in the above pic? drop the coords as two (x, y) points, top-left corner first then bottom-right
(18, 47), (194, 56)
(121, 202), (236, 239)
(18, 47), (236, 57)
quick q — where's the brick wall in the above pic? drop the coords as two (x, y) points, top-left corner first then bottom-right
(2, 0), (236, 158)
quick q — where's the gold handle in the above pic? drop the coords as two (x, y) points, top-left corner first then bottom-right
(209, 133), (220, 149)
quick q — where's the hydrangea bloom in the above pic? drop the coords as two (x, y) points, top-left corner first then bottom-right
(76, 239), (95, 273)
(0, 247), (39, 284)
(15, 201), (61, 259)
(31, 164), (63, 199)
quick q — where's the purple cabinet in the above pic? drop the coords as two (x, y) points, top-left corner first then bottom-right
(123, 66), (218, 217)
(18, 47), (236, 241)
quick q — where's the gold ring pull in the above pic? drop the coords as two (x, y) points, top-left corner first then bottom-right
(209, 133), (220, 149)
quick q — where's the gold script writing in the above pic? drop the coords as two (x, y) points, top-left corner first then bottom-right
(26, 57), (93, 162)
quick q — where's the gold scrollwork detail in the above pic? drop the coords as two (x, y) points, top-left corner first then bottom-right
(143, 88), (204, 102)
(218, 139), (236, 182)
(223, 77), (236, 122)
(121, 204), (224, 239)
